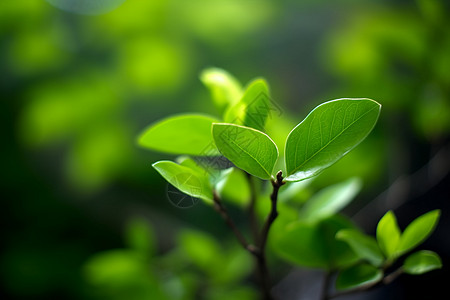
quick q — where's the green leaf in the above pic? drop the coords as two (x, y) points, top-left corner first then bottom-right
(403, 250), (442, 275)
(176, 156), (206, 174)
(284, 99), (381, 182)
(138, 114), (220, 155)
(274, 220), (328, 269)
(397, 210), (441, 255)
(300, 178), (361, 223)
(200, 68), (243, 112)
(336, 263), (383, 291)
(212, 123), (278, 180)
(224, 79), (272, 131)
(376, 211), (401, 259)
(215, 168), (251, 207)
(152, 160), (213, 203)
(337, 229), (384, 267)
(274, 215), (358, 270)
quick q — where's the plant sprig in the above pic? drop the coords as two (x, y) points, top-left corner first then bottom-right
(138, 68), (441, 299)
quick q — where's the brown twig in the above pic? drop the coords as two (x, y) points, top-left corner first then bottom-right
(212, 171), (285, 300)
(212, 190), (259, 255)
(260, 171), (285, 251)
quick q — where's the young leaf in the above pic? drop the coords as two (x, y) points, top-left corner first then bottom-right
(403, 250), (442, 275)
(138, 114), (220, 156)
(300, 177), (361, 223)
(397, 210), (441, 255)
(152, 160), (213, 203)
(284, 99), (381, 182)
(224, 79), (272, 131)
(212, 123), (278, 180)
(200, 68), (243, 112)
(215, 168), (251, 207)
(337, 229), (384, 267)
(336, 263), (383, 291)
(376, 211), (401, 259)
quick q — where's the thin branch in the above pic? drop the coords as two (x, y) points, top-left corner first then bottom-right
(320, 272), (332, 300)
(256, 170), (285, 300)
(383, 267), (403, 285)
(212, 190), (259, 255)
(260, 171), (285, 250)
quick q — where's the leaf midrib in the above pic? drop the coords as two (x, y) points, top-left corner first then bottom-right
(288, 105), (378, 176)
(222, 131), (273, 178)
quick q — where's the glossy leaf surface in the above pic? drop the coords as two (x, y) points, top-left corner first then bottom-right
(397, 210), (440, 255)
(224, 79), (272, 131)
(336, 263), (383, 291)
(285, 99), (381, 181)
(403, 250), (442, 275)
(212, 123), (278, 179)
(138, 114), (219, 155)
(152, 160), (213, 202)
(376, 211), (401, 258)
(337, 229), (384, 267)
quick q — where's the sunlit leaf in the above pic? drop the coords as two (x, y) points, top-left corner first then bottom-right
(138, 114), (220, 156)
(403, 250), (442, 275)
(397, 210), (440, 255)
(285, 99), (381, 182)
(212, 123), (278, 180)
(215, 168), (251, 207)
(337, 229), (384, 267)
(200, 68), (243, 112)
(336, 263), (383, 291)
(152, 160), (213, 203)
(300, 177), (361, 223)
(224, 79), (272, 131)
(376, 211), (401, 259)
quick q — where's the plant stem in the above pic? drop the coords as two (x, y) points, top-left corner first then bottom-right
(260, 171), (285, 251)
(212, 190), (258, 255)
(212, 171), (285, 300)
(257, 170), (285, 300)
(320, 272), (332, 300)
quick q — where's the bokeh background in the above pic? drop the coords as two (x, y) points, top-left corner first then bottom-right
(1, 0), (449, 299)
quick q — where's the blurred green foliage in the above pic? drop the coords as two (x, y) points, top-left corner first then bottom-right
(1, 0), (449, 299)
